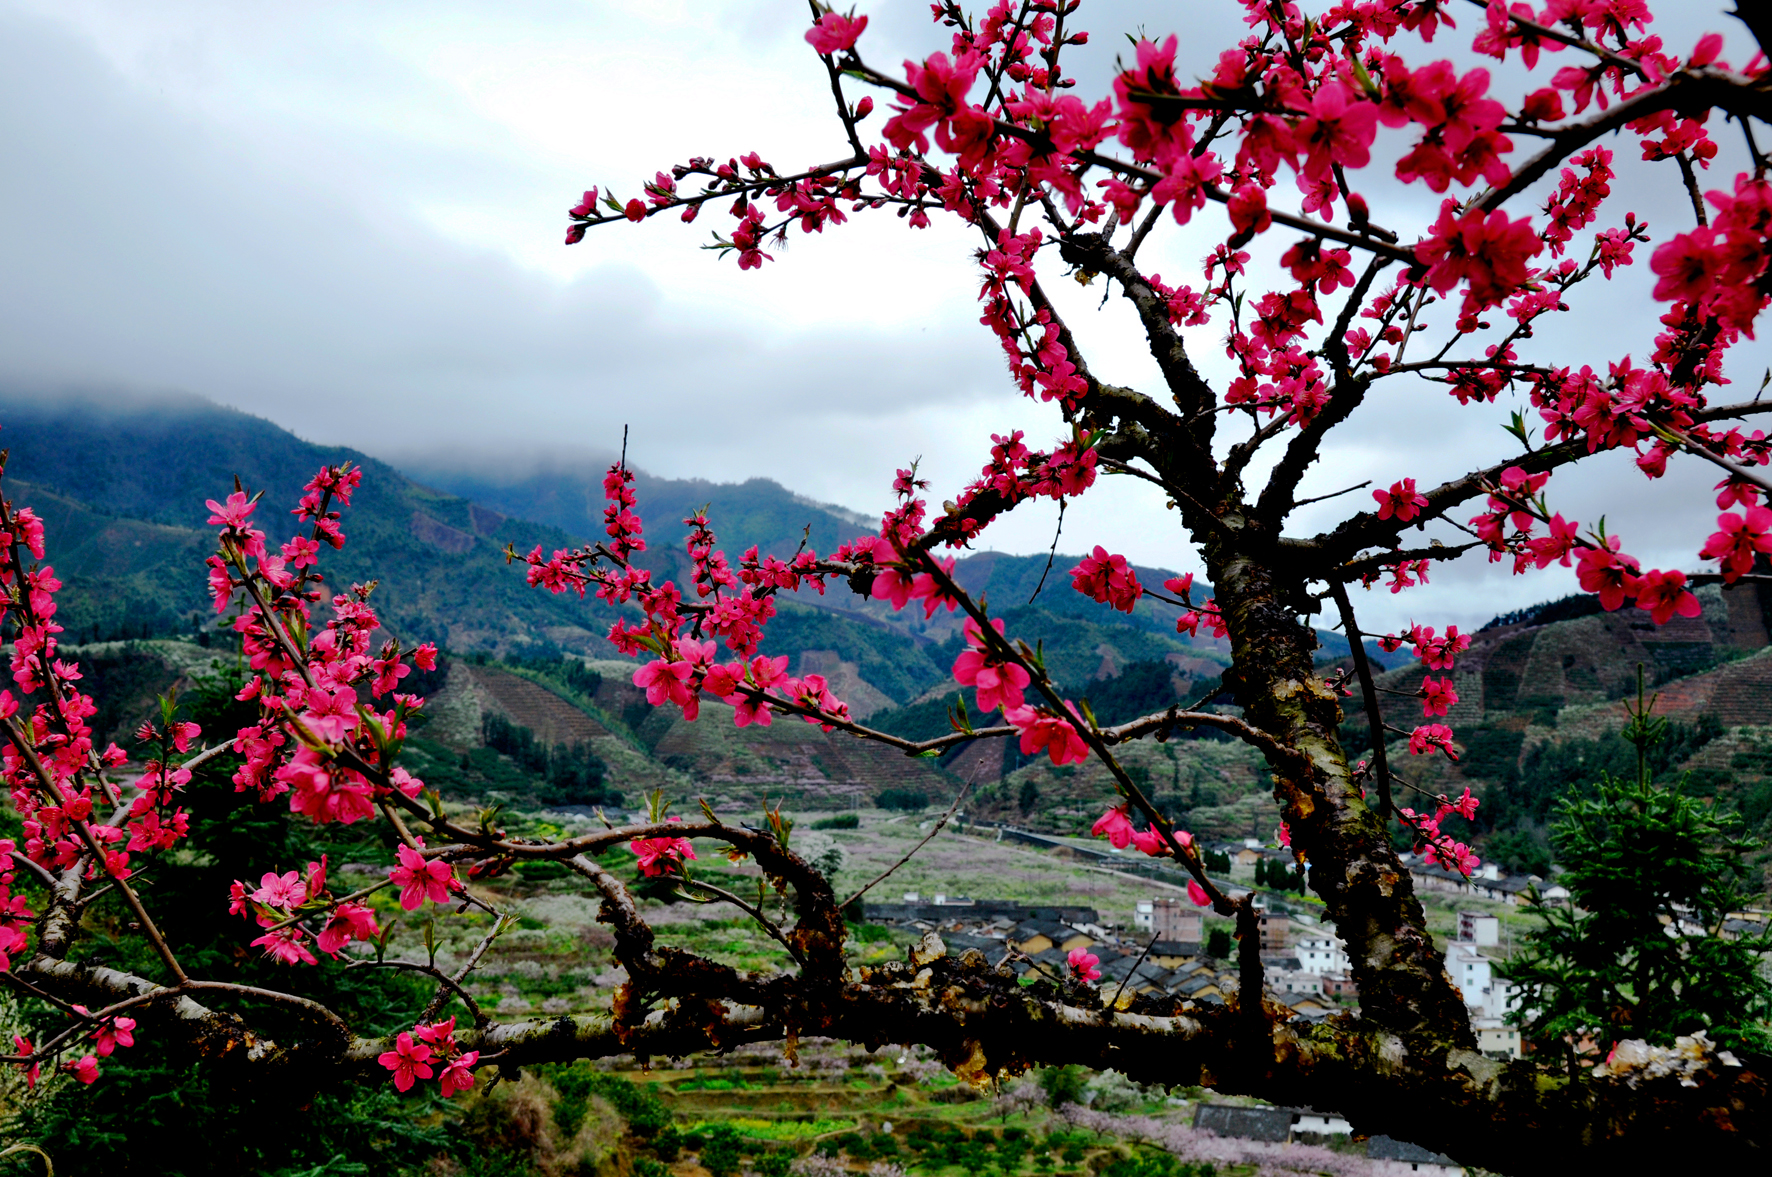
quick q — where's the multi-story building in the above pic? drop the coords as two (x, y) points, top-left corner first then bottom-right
(1458, 911), (1500, 946)
(1445, 939), (1517, 1021)
(1296, 931), (1349, 976)
(1150, 897), (1203, 943)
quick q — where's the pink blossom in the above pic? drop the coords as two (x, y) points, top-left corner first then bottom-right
(204, 491), (256, 530)
(12, 1036), (38, 1090)
(250, 869), (305, 910)
(1091, 804), (1136, 849)
(1408, 724), (1458, 759)
(1227, 183), (1270, 235)
(414, 1015), (459, 1052)
(251, 926), (319, 966)
(1067, 947), (1102, 983)
(1634, 568), (1702, 626)
(805, 12), (867, 54)
(316, 901), (382, 955)
(1186, 880), (1210, 907)
(1005, 703), (1090, 766)
(1420, 676), (1458, 718)
(69, 1055), (99, 1085)
(1416, 201), (1543, 315)
(631, 817), (697, 877)
(1700, 506), (1772, 582)
(1294, 83), (1379, 182)
(1373, 478), (1430, 523)
(93, 1016), (135, 1057)
(882, 51), (983, 156)
(1070, 546), (1143, 613)
(633, 658), (694, 709)
(378, 1031), (434, 1092)
(389, 843), (458, 911)
(1576, 537), (1642, 610)
(950, 616), (1029, 712)
(439, 1051), (480, 1097)
(1113, 36), (1194, 167)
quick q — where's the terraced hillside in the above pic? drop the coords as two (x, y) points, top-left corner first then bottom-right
(1321, 578), (1772, 873)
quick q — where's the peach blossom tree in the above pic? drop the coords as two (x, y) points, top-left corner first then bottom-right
(6, 1), (1772, 1169)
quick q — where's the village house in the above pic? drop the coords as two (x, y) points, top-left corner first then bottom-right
(1272, 971), (1325, 996)
(1366, 1135), (1465, 1175)
(1282, 992), (1332, 1018)
(1292, 1107), (1353, 1137)
(1296, 930), (1349, 975)
(1150, 896), (1204, 942)
(1008, 919), (1095, 956)
(1194, 1103), (1356, 1144)
(1193, 1104), (1293, 1142)
(1257, 911), (1291, 952)
(1472, 1016), (1522, 1059)
(1458, 911), (1499, 946)
(1445, 938), (1517, 1022)
(1405, 857), (1541, 907)
(1147, 940), (1203, 968)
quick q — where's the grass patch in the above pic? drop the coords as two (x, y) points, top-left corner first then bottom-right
(698, 1117), (855, 1141)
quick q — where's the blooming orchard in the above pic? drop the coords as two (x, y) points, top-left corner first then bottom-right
(2, 1), (1772, 1168)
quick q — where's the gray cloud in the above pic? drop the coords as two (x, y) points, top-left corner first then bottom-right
(0, 0), (1765, 637)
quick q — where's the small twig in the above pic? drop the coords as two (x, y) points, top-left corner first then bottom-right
(840, 780), (973, 911)
(1028, 498), (1067, 604)
(8, 849), (57, 888)
(357, 959), (485, 1026)
(679, 878), (807, 967)
(1676, 152), (1709, 226)
(1656, 425), (1772, 495)
(1329, 581), (1393, 820)
(178, 979), (354, 1041)
(1291, 481), (1371, 510)
(1124, 202), (1165, 261)
(1109, 932), (1163, 1010)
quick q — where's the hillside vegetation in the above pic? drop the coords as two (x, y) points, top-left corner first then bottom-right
(11, 390), (1772, 876)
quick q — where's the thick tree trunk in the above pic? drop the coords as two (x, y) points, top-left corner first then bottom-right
(1205, 512), (1476, 1043)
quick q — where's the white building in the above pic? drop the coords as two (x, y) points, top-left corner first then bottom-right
(1293, 1108), (1353, 1136)
(1473, 1017), (1522, 1059)
(1457, 912), (1499, 947)
(1445, 939), (1517, 1021)
(1296, 932), (1349, 976)
(1274, 971), (1325, 996)
(1134, 900), (1154, 932)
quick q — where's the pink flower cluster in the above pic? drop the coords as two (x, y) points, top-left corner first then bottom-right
(379, 1015), (479, 1097)
(1070, 546), (1142, 613)
(1090, 805), (1211, 906)
(630, 815), (698, 877)
(228, 854), (384, 965)
(0, 840), (31, 971)
(1470, 464), (1704, 626)
(1400, 789), (1482, 876)
(1067, 947), (1102, 983)
(952, 618), (1030, 713)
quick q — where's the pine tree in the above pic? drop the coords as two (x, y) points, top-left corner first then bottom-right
(1501, 675), (1772, 1056)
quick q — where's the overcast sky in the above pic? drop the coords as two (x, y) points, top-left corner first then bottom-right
(0, 0), (1762, 633)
